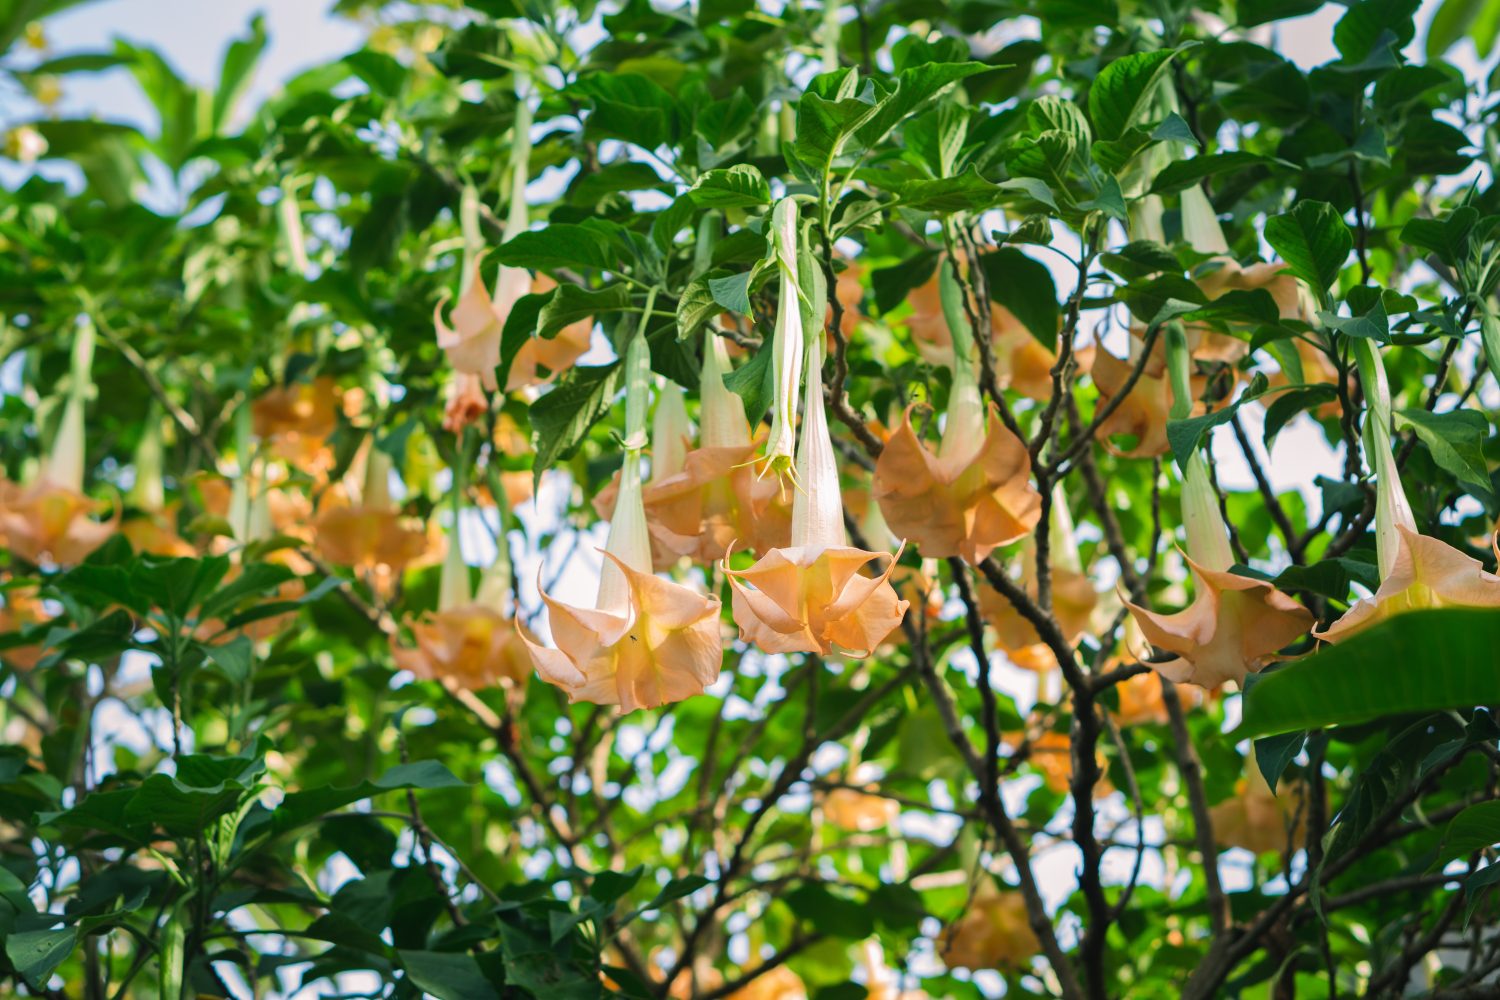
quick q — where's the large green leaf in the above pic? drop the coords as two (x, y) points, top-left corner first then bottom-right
(528, 363), (623, 481)
(1088, 48), (1181, 142)
(1395, 407), (1496, 505)
(1239, 609), (1500, 738)
(1264, 201), (1352, 294)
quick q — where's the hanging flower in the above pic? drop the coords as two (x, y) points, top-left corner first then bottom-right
(1210, 764), (1308, 856)
(939, 882), (1041, 972)
(251, 375), (342, 473)
(832, 257), (864, 338)
(1089, 343), (1202, 459)
(1316, 341), (1500, 641)
(121, 417), (194, 558)
(507, 273), (594, 391)
(443, 371), (489, 434)
(1125, 452), (1313, 687)
(759, 198), (807, 484)
(875, 261), (1042, 563)
(725, 265), (909, 656)
(981, 502), (1098, 672)
(823, 783), (899, 832)
(904, 261), (1056, 401)
(726, 965), (808, 1000)
(393, 511), (534, 691)
(313, 446), (431, 576)
(0, 320), (118, 567)
(0, 588), (51, 671)
(523, 322), (724, 712)
(1107, 622), (1209, 723)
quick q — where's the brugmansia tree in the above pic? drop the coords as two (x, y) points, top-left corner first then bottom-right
(4, 0), (1500, 996)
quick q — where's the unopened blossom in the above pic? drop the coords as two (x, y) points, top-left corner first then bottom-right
(0, 320), (118, 567)
(393, 515), (533, 691)
(1125, 452), (1313, 687)
(121, 418), (194, 557)
(940, 882), (1041, 972)
(523, 327), (724, 712)
(905, 261), (1056, 401)
(726, 320), (909, 657)
(759, 198), (807, 483)
(875, 262), (1042, 563)
(313, 447), (431, 575)
(252, 375), (342, 473)
(1317, 340), (1500, 641)
(442, 371), (488, 434)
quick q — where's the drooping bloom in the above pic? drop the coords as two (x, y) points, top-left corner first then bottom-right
(979, 492), (1097, 671)
(0, 588), (51, 671)
(523, 328), (724, 712)
(725, 245), (909, 656)
(313, 446), (431, 576)
(0, 319), (118, 567)
(1089, 341), (1202, 459)
(904, 261), (1056, 401)
(823, 765), (899, 832)
(1210, 759), (1308, 855)
(939, 881), (1041, 972)
(874, 261), (1042, 563)
(251, 375), (342, 473)
(725, 966), (808, 1000)
(393, 511), (534, 691)
(1124, 451), (1313, 687)
(759, 198), (807, 483)
(121, 416), (195, 558)
(1107, 621), (1209, 723)
(1316, 340), (1500, 641)
(442, 371), (489, 434)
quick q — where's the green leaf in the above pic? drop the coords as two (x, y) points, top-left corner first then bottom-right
(1165, 372), (1271, 467)
(211, 13), (267, 133)
(795, 85), (880, 180)
(979, 248), (1059, 347)
(529, 363), (623, 481)
(1335, 0), (1420, 62)
(1427, 0), (1485, 56)
(576, 72), (680, 150)
(1253, 730), (1306, 793)
(262, 760), (467, 837)
(1395, 407), (1496, 505)
(1263, 385), (1338, 445)
(1264, 201), (1352, 294)
(1239, 610), (1500, 738)
(1149, 152), (1272, 195)
(1088, 49), (1182, 142)
(123, 773), (247, 835)
(1465, 863), (1500, 927)
(857, 61), (993, 148)
(872, 250), (940, 314)
(723, 336), (774, 424)
(536, 283), (631, 339)
(493, 225), (618, 272)
(1399, 207), (1479, 267)
(1438, 802), (1500, 866)
(1237, 0), (1324, 27)
(690, 165), (771, 208)
(782, 883), (876, 939)
(399, 950), (497, 1000)
(708, 271), (752, 315)
(6, 927), (76, 988)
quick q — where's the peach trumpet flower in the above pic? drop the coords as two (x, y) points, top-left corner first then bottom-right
(1210, 752), (1308, 855)
(0, 588), (52, 671)
(725, 324), (909, 657)
(0, 319), (118, 567)
(1124, 451), (1313, 687)
(312, 446), (431, 576)
(874, 261), (1042, 562)
(522, 324), (724, 712)
(904, 259), (1057, 401)
(1089, 337), (1204, 459)
(1316, 340), (1500, 641)
(939, 881), (1041, 972)
(393, 513), (534, 691)
(251, 375), (342, 474)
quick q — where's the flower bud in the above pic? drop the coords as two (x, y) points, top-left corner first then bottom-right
(1181, 451), (1234, 574)
(439, 517), (472, 613)
(790, 331), (845, 552)
(762, 198), (806, 480)
(651, 380), (691, 483)
(1180, 184), (1229, 257)
(700, 330), (750, 448)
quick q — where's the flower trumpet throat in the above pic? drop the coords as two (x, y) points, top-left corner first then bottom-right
(524, 326), (724, 712)
(725, 328), (909, 657)
(1124, 451), (1312, 688)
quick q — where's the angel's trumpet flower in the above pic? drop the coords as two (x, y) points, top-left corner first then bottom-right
(939, 880), (1041, 972)
(434, 89), (591, 395)
(313, 445), (431, 575)
(251, 375), (342, 473)
(980, 487), (1097, 670)
(393, 507), (534, 691)
(0, 319), (118, 566)
(1089, 326), (1205, 458)
(904, 259), (1056, 401)
(523, 321), (724, 712)
(121, 415), (194, 558)
(594, 343), (790, 566)
(1316, 341), (1500, 642)
(1125, 450), (1313, 687)
(875, 263), (1042, 562)
(1210, 749), (1308, 855)
(0, 588), (52, 671)
(725, 324), (909, 656)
